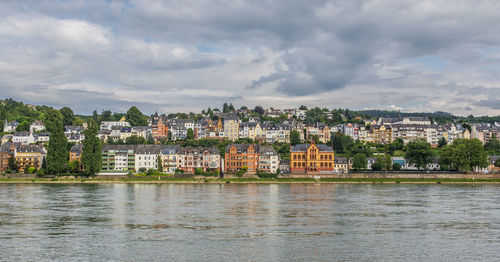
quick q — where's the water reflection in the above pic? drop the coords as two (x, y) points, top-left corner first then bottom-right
(1, 184), (500, 261)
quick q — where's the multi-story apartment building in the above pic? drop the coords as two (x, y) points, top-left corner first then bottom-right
(224, 144), (260, 174)
(15, 144), (46, 172)
(239, 122), (265, 142)
(0, 142), (17, 172)
(265, 123), (291, 143)
(134, 145), (163, 171)
(306, 123), (331, 143)
(101, 145), (135, 172)
(177, 147), (221, 173)
(100, 120), (131, 131)
(160, 145), (181, 173)
(257, 146), (279, 173)
(13, 132), (35, 145)
(290, 141), (335, 175)
(151, 112), (169, 140)
(371, 125), (392, 144)
(224, 114), (239, 141)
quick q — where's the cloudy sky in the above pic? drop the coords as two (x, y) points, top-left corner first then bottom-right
(1, 0), (500, 116)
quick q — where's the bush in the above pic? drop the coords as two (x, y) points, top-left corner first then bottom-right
(371, 162), (383, 171)
(138, 167), (147, 173)
(194, 168), (203, 175)
(36, 169), (45, 177)
(27, 167), (37, 174)
(495, 161), (500, 168)
(392, 163), (402, 171)
(256, 173), (277, 179)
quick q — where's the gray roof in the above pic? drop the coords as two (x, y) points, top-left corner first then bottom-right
(291, 143), (333, 152)
(225, 144), (258, 153)
(17, 144), (45, 154)
(70, 144), (83, 154)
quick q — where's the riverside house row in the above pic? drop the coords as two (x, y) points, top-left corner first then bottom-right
(224, 144), (279, 174)
(99, 144), (222, 174)
(0, 142), (46, 172)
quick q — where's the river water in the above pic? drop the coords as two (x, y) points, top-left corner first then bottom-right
(0, 183), (499, 261)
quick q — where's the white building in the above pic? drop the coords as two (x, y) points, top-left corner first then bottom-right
(30, 120), (45, 133)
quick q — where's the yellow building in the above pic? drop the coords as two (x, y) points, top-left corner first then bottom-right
(290, 141), (335, 175)
(15, 144), (46, 172)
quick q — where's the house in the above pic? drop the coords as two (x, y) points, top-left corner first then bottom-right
(100, 120), (131, 131)
(0, 142), (17, 172)
(224, 144), (260, 174)
(69, 144), (83, 163)
(15, 144), (46, 172)
(160, 145), (181, 173)
(177, 147), (221, 173)
(334, 157), (350, 173)
(290, 141), (335, 175)
(35, 132), (51, 143)
(132, 126), (151, 139)
(257, 146), (279, 173)
(101, 145), (136, 172)
(489, 156), (500, 173)
(306, 123), (331, 143)
(224, 114), (240, 141)
(265, 123), (290, 143)
(135, 145), (163, 171)
(1, 134), (13, 144)
(151, 112), (168, 140)
(279, 160), (290, 174)
(13, 132), (35, 145)
(3, 120), (18, 133)
(370, 125), (392, 144)
(30, 120), (45, 133)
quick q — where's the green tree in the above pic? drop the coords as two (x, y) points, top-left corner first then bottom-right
(484, 134), (500, 154)
(81, 119), (102, 176)
(8, 156), (18, 172)
(392, 162), (402, 171)
(46, 109), (68, 174)
(384, 154), (392, 170)
(495, 160), (500, 168)
(405, 139), (433, 170)
(439, 138), (488, 172)
(438, 137), (447, 148)
(331, 132), (354, 155)
(290, 130), (301, 146)
(352, 154), (367, 170)
(126, 106), (147, 126)
(126, 135), (145, 145)
(101, 110), (112, 121)
(68, 160), (81, 173)
(60, 107), (75, 126)
(371, 161), (383, 171)
(158, 157), (162, 171)
(186, 128), (194, 140)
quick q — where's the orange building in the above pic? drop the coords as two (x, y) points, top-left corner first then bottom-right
(0, 142), (16, 172)
(290, 141), (335, 175)
(151, 112), (169, 139)
(70, 144), (83, 163)
(224, 144), (259, 174)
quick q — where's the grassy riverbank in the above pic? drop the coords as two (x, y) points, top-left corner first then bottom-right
(2, 177), (500, 184)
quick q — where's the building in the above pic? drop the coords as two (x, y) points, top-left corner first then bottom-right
(35, 132), (51, 143)
(13, 132), (35, 145)
(3, 120), (18, 133)
(15, 144), (46, 172)
(69, 144), (83, 163)
(160, 145), (181, 173)
(370, 125), (392, 144)
(279, 160), (290, 174)
(334, 157), (350, 173)
(100, 120), (131, 131)
(265, 123), (291, 143)
(224, 114), (240, 141)
(306, 123), (331, 143)
(30, 120), (45, 133)
(290, 141), (335, 175)
(224, 144), (260, 174)
(135, 145), (163, 171)
(101, 145), (136, 172)
(151, 112), (168, 140)
(0, 142), (17, 172)
(177, 147), (221, 173)
(257, 146), (279, 173)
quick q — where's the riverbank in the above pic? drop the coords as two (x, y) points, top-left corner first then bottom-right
(2, 177), (500, 184)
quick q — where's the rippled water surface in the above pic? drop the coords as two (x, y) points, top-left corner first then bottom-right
(1, 183), (500, 261)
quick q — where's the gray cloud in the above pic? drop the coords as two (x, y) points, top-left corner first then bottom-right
(0, 0), (500, 115)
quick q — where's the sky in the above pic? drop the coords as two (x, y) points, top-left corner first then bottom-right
(1, 0), (500, 116)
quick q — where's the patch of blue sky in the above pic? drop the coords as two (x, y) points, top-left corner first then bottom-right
(403, 56), (447, 71)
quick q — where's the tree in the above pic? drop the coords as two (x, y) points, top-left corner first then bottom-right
(439, 138), (488, 172)
(126, 106), (147, 126)
(405, 139), (433, 170)
(299, 105), (308, 110)
(484, 134), (500, 154)
(384, 154), (392, 170)
(101, 110), (112, 121)
(8, 156), (18, 172)
(290, 130), (301, 146)
(60, 107), (75, 126)
(331, 133), (354, 155)
(352, 154), (367, 170)
(495, 160), (500, 168)
(46, 109), (68, 174)
(81, 119), (102, 176)
(438, 137), (447, 148)
(253, 106), (265, 115)
(158, 157), (162, 171)
(371, 161), (383, 171)
(126, 135), (145, 145)
(311, 135), (320, 144)
(92, 110), (99, 124)
(186, 128), (194, 140)
(68, 160), (81, 173)
(392, 162), (402, 171)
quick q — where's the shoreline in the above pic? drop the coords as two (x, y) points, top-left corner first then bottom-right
(2, 177), (500, 184)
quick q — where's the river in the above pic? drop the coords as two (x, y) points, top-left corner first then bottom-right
(0, 183), (499, 261)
